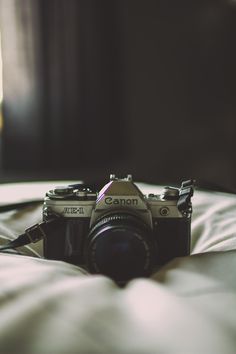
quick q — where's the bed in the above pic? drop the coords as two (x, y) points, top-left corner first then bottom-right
(0, 181), (236, 354)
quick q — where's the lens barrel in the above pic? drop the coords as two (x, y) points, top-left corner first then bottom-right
(84, 213), (155, 283)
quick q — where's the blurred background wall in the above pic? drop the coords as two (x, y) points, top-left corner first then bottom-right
(0, 0), (236, 188)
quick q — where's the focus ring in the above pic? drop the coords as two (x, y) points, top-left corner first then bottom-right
(89, 213), (149, 239)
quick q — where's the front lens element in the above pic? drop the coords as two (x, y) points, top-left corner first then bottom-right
(85, 214), (155, 282)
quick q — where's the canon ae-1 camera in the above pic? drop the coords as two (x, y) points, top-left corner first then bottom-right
(43, 175), (194, 283)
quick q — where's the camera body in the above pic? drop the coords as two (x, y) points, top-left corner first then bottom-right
(43, 175), (194, 282)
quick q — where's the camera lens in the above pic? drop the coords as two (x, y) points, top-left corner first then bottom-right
(84, 214), (155, 283)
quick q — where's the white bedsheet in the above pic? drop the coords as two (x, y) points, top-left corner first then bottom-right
(0, 182), (236, 354)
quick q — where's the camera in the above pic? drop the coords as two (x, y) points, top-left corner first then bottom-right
(43, 175), (194, 283)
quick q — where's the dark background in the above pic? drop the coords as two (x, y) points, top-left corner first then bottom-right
(0, 0), (236, 188)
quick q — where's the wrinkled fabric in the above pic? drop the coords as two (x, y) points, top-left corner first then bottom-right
(0, 182), (236, 354)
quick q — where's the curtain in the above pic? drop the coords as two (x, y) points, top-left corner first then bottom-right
(1, 0), (236, 188)
(0, 0), (125, 177)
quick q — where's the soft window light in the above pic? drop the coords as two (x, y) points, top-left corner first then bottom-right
(0, 32), (3, 132)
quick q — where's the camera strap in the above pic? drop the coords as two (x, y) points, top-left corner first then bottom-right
(0, 217), (64, 252)
(177, 180), (194, 212)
